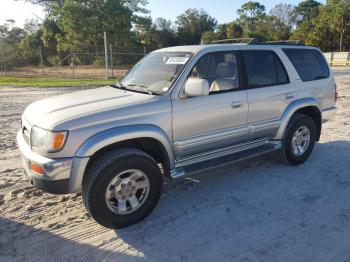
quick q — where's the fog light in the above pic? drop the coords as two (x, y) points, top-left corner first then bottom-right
(29, 161), (45, 175)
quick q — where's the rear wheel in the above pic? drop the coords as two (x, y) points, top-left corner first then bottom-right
(280, 114), (316, 165)
(83, 148), (163, 229)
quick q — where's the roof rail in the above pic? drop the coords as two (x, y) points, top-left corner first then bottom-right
(210, 38), (258, 45)
(208, 38), (305, 46)
(250, 40), (305, 46)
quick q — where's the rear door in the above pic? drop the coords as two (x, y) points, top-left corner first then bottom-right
(282, 48), (335, 110)
(242, 50), (294, 141)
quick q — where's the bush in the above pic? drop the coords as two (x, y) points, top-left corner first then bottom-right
(92, 56), (105, 66)
(48, 55), (61, 66)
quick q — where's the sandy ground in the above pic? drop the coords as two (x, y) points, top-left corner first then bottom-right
(0, 68), (349, 262)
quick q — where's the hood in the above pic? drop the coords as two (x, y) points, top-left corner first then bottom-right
(23, 86), (155, 130)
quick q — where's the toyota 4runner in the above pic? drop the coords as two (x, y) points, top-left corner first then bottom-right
(17, 40), (337, 228)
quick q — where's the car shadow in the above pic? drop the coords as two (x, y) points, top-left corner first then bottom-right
(2, 141), (349, 261)
(0, 217), (143, 262)
(116, 140), (350, 261)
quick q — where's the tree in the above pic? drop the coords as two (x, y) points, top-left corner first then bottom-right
(225, 23), (243, 38)
(307, 5), (337, 51)
(294, 0), (321, 25)
(153, 18), (177, 47)
(237, 1), (266, 19)
(237, 1), (266, 38)
(23, 19), (41, 34)
(28, 0), (149, 51)
(291, 0), (322, 42)
(176, 8), (217, 45)
(329, 0), (350, 51)
(270, 3), (296, 27)
(0, 38), (16, 65)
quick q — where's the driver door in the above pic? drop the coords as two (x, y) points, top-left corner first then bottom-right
(172, 51), (249, 160)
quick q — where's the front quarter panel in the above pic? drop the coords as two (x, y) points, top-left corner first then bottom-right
(68, 124), (175, 193)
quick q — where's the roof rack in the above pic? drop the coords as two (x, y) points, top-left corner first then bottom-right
(208, 38), (305, 46)
(251, 40), (305, 46)
(210, 38), (259, 45)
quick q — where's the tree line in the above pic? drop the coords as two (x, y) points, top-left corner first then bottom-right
(1, 0), (350, 68)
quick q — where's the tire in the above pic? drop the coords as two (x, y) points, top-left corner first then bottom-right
(83, 148), (163, 229)
(280, 114), (316, 165)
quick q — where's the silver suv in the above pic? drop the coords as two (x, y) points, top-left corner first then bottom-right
(17, 41), (337, 228)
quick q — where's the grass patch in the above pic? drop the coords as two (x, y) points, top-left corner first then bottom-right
(0, 77), (117, 87)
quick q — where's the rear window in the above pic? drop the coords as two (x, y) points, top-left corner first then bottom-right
(242, 50), (289, 88)
(283, 49), (329, 82)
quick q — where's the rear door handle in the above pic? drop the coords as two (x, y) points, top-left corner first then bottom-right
(286, 93), (295, 100)
(231, 101), (243, 109)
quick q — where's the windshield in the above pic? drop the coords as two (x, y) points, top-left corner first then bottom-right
(120, 52), (193, 94)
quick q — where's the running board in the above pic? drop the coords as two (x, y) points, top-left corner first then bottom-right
(170, 142), (281, 178)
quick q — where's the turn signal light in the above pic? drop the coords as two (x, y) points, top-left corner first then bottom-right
(51, 132), (66, 151)
(29, 161), (45, 175)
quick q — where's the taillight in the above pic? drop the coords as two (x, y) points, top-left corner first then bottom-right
(334, 83), (338, 102)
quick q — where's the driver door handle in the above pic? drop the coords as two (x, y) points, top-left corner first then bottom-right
(231, 101), (243, 109)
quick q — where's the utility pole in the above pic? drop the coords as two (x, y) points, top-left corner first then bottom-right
(104, 31), (109, 79)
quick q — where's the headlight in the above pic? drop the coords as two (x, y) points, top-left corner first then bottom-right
(31, 126), (68, 152)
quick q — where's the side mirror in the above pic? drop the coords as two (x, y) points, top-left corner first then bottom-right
(184, 78), (209, 97)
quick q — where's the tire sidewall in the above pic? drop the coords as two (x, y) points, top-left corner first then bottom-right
(283, 115), (316, 165)
(84, 152), (163, 228)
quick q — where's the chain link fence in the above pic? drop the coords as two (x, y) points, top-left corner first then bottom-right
(1, 48), (348, 79)
(0, 44), (152, 79)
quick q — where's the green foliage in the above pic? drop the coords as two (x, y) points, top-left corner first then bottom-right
(0, 39), (16, 64)
(47, 55), (61, 66)
(92, 56), (105, 66)
(176, 9), (217, 45)
(2, 0), (350, 71)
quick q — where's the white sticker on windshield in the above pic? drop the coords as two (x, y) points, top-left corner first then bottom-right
(165, 57), (189, 65)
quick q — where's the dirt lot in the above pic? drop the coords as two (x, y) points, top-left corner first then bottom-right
(0, 67), (349, 262)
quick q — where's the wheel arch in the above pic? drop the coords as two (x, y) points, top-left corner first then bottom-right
(275, 98), (322, 141)
(70, 125), (174, 193)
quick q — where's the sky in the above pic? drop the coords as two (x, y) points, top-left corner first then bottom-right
(0, 0), (326, 27)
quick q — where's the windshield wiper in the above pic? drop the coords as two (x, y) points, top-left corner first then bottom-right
(126, 83), (161, 95)
(110, 83), (127, 90)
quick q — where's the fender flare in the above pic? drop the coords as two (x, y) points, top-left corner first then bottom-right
(75, 124), (175, 169)
(274, 97), (321, 140)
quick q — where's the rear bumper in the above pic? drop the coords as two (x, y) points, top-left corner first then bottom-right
(321, 107), (337, 123)
(17, 130), (73, 194)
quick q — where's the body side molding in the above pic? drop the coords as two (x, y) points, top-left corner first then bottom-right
(274, 97), (321, 140)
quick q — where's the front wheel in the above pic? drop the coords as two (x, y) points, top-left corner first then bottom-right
(280, 114), (316, 165)
(83, 148), (163, 229)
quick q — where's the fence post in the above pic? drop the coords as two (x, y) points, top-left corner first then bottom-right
(39, 46), (44, 76)
(110, 43), (114, 78)
(143, 46), (147, 56)
(330, 52), (334, 66)
(71, 51), (75, 78)
(104, 32), (109, 79)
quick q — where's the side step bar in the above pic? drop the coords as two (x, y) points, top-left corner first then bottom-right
(170, 142), (281, 178)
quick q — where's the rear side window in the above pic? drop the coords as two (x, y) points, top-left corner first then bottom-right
(243, 51), (289, 88)
(283, 49), (329, 82)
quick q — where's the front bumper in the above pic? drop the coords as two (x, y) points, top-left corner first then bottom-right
(17, 130), (73, 194)
(322, 107), (337, 123)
